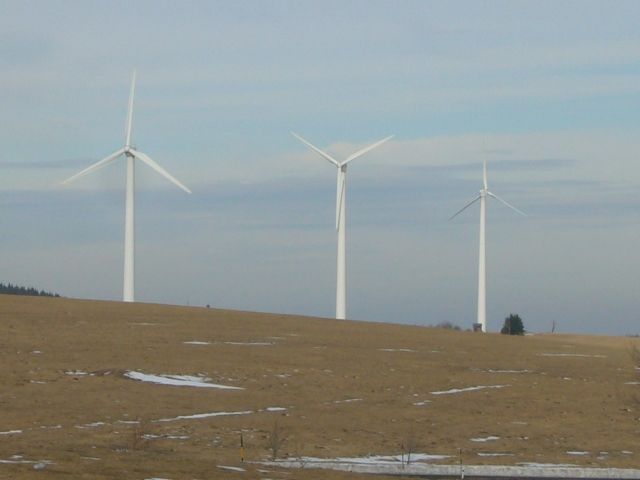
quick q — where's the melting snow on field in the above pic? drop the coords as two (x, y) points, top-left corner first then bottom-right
(431, 385), (507, 395)
(124, 371), (243, 390)
(75, 422), (105, 429)
(0, 430), (22, 435)
(486, 369), (532, 373)
(0, 456), (52, 467)
(471, 436), (499, 442)
(65, 370), (91, 376)
(217, 465), (246, 472)
(183, 341), (210, 345)
(288, 453), (449, 464)
(156, 411), (253, 422)
(538, 353), (606, 358)
(143, 434), (189, 440)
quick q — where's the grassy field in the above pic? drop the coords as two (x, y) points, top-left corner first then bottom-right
(1, 295), (639, 479)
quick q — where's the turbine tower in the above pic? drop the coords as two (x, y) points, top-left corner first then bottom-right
(291, 132), (393, 320)
(449, 160), (525, 332)
(62, 71), (191, 302)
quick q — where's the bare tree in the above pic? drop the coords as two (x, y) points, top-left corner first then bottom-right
(401, 430), (419, 465)
(129, 417), (153, 451)
(268, 419), (285, 461)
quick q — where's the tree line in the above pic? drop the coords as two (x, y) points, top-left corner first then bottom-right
(0, 283), (60, 298)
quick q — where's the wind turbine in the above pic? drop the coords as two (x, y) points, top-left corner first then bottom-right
(291, 132), (393, 320)
(62, 71), (191, 303)
(449, 160), (525, 332)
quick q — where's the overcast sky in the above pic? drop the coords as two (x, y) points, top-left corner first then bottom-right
(1, 1), (640, 335)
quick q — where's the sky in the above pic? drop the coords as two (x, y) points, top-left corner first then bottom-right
(1, 0), (640, 335)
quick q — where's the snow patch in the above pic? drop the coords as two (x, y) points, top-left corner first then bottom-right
(566, 451), (589, 456)
(124, 371), (243, 390)
(65, 370), (91, 376)
(0, 430), (22, 435)
(413, 401), (431, 406)
(156, 410), (253, 422)
(431, 385), (508, 395)
(471, 436), (499, 442)
(0, 458), (52, 466)
(477, 453), (513, 457)
(183, 341), (211, 345)
(75, 422), (105, 429)
(224, 341), (274, 346)
(539, 353), (606, 358)
(379, 348), (415, 352)
(289, 453), (450, 464)
(217, 465), (246, 472)
(486, 369), (532, 373)
(264, 407), (287, 412)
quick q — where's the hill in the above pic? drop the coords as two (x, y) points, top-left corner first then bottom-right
(0, 295), (639, 479)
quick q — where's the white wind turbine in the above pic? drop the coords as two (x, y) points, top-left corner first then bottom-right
(291, 132), (393, 320)
(450, 160), (525, 332)
(62, 71), (191, 303)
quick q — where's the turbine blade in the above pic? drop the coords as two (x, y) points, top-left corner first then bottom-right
(335, 168), (346, 230)
(449, 195), (481, 220)
(482, 159), (488, 190)
(130, 149), (192, 194)
(342, 135), (394, 165)
(61, 148), (125, 185)
(291, 132), (340, 167)
(487, 192), (526, 216)
(125, 70), (136, 147)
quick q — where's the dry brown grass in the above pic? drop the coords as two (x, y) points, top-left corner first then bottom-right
(0, 294), (639, 479)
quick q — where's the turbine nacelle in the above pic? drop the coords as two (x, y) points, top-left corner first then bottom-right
(450, 161), (525, 220)
(291, 132), (393, 229)
(62, 72), (191, 195)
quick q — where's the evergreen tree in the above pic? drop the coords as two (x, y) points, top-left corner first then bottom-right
(0, 283), (60, 297)
(501, 313), (525, 335)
